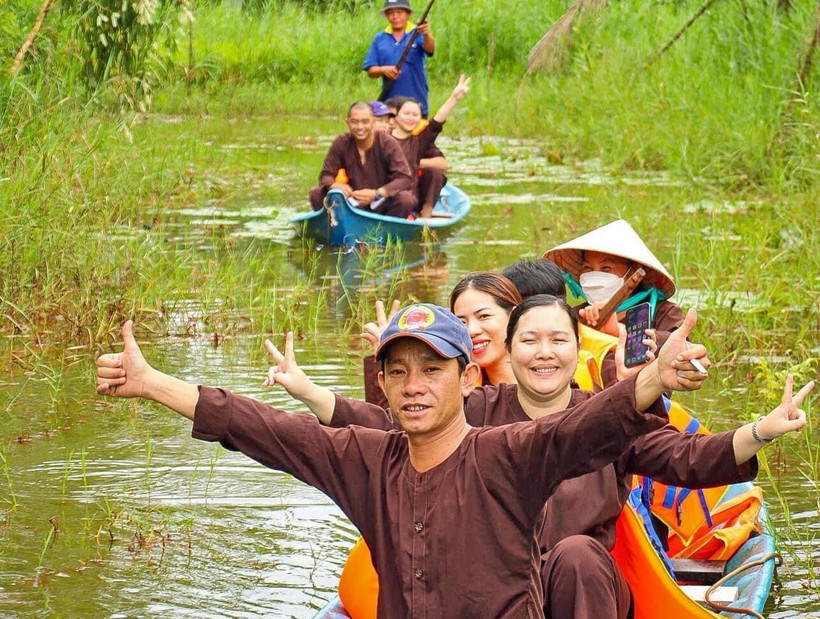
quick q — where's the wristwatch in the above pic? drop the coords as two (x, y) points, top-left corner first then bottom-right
(374, 188), (383, 200)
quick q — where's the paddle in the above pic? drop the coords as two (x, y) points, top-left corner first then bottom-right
(377, 0), (436, 102)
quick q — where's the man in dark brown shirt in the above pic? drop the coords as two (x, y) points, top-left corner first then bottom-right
(96, 304), (715, 617)
(309, 101), (416, 217)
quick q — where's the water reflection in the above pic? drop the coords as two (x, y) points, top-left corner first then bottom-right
(286, 241), (452, 319)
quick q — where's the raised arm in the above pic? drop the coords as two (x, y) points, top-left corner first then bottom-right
(96, 321), (199, 420)
(262, 331), (336, 424)
(432, 75), (470, 125)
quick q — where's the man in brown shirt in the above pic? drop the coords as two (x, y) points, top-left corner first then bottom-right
(309, 101), (416, 217)
(96, 304), (713, 617)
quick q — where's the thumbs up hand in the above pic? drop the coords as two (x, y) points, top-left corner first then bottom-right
(96, 320), (152, 398)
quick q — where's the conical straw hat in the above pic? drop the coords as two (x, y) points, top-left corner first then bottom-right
(543, 220), (676, 298)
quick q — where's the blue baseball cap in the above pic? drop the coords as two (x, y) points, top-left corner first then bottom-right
(376, 304), (473, 363)
(370, 100), (393, 117)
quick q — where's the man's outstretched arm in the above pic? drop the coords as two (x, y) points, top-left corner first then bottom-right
(96, 320), (199, 420)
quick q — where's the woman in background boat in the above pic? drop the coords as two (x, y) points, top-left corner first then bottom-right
(390, 75), (470, 217)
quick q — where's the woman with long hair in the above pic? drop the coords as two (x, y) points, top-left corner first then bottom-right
(449, 271), (522, 387)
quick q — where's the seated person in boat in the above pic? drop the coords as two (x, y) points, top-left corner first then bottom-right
(391, 75), (470, 218)
(369, 100), (394, 132)
(272, 298), (812, 619)
(545, 219), (687, 386)
(309, 101), (416, 217)
(96, 303), (709, 618)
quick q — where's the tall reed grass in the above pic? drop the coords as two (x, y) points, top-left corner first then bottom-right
(2, 0), (818, 352)
(157, 0), (819, 187)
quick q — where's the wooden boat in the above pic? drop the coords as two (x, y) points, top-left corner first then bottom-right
(291, 184), (470, 246)
(314, 402), (778, 619)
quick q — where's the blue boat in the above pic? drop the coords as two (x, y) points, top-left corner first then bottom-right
(291, 184), (471, 246)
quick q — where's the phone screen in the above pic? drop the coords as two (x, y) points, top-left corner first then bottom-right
(624, 302), (652, 368)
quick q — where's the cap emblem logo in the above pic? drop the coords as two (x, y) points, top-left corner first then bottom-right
(397, 306), (435, 332)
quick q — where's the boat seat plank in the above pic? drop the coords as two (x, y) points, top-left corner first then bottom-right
(671, 558), (727, 585)
(680, 585), (738, 603)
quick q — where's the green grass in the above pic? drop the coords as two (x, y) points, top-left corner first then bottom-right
(1, 0), (819, 350)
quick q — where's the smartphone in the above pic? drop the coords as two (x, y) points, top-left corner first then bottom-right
(623, 302), (652, 368)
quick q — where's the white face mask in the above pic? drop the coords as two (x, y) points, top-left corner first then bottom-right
(579, 271), (624, 305)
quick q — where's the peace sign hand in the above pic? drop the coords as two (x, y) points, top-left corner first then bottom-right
(361, 299), (401, 354)
(754, 374), (815, 441)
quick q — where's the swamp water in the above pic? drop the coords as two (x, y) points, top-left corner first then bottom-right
(1, 115), (818, 617)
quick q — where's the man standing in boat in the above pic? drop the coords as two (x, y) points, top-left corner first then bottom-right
(309, 101), (417, 217)
(96, 304), (716, 617)
(365, 0), (436, 116)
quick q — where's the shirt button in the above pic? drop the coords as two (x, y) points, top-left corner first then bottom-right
(414, 522), (424, 533)
(414, 569), (424, 580)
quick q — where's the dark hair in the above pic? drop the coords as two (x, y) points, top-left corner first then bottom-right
(501, 259), (566, 299)
(347, 101), (374, 118)
(449, 272), (522, 313)
(395, 97), (422, 115)
(505, 294), (579, 350)
(384, 95), (409, 111)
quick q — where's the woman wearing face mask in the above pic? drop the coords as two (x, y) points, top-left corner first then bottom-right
(544, 218), (685, 346)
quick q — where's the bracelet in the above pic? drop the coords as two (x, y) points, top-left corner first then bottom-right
(751, 417), (773, 444)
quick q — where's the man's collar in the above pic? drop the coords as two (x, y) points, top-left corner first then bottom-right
(384, 21), (416, 34)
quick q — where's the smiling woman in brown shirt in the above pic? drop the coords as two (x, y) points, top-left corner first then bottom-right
(94, 303), (726, 618)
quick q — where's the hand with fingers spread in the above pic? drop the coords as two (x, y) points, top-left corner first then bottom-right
(450, 74), (471, 102)
(361, 299), (401, 355)
(262, 331), (336, 425)
(615, 326), (657, 382)
(753, 374), (813, 440)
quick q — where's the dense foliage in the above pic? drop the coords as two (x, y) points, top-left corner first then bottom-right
(1, 0), (819, 346)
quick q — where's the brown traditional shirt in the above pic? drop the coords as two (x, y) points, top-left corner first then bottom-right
(318, 130), (414, 197)
(332, 383), (756, 553)
(192, 378), (667, 618)
(394, 119), (445, 176)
